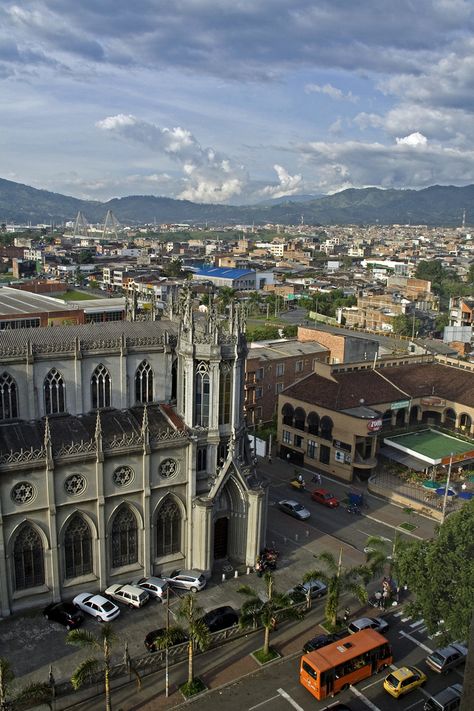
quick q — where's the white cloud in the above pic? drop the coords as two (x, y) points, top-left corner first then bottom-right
(305, 83), (357, 102)
(396, 132), (428, 146)
(259, 164), (303, 199)
(97, 114), (247, 203)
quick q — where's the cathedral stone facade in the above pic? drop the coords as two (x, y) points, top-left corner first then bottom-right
(0, 296), (266, 616)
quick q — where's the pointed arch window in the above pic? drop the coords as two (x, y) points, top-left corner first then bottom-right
(64, 515), (92, 579)
(194, 362), (210, 427)
(44, 368), (65, 415)
(111, 507), (137, 568)
(13, 524), (44, 590)
(156, 498), (181, 557)
(0, 372), (18, 420)
(135, 360), (153, 404)
(219, 363), (232, 425)
(91, 364), (111, 409)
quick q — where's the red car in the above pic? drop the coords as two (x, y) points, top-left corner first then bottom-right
(311, 488), (339, 508)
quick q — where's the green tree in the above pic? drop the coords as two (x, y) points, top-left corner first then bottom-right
(304, 549), (370, 629)
(0, 657), (53, 710)
(247, 291), (263, 315)
(282, 324), (297, 338)
(67, 623), (139, 711)
(467, 262), (474, 284)
(216, 286), (237, 313)
(391, 314), (421, 336)
(397, 500), (474, 643)
(162, 258), (184, 277)
(434, 312), (449, 334)
(175, 594), (211, 692)
(238, 571), (302, 658)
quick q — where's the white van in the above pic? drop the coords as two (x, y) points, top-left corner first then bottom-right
(105, 583), (150, 608)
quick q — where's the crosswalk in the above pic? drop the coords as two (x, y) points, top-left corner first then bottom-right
(391, 610), (442, 639)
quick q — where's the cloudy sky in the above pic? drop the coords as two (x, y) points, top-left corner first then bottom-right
(2, 0), (474, 204)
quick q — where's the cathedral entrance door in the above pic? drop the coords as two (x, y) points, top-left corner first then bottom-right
(213, 517), (229, 559)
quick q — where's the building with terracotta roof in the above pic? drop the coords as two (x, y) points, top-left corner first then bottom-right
(277, 355), (474, 481)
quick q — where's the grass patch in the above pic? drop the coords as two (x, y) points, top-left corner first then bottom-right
(180, 678), (207, 699)
(399, 521), (417, 531)
(251, 647), (280, 665)
(61, 290), (99, 301)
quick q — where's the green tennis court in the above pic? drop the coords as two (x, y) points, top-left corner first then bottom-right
(384, 429), (474, 465)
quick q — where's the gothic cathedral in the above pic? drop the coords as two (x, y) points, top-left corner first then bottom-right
(0, 294), (266, 615)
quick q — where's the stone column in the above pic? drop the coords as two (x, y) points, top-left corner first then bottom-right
(245, 488), (265, 567)
(44, 447), (61, 602)
(0, 496), (11, 616)
(209, 360), (220, 431)
(95, 415), (107, 589)
(191, 498), (213, 574)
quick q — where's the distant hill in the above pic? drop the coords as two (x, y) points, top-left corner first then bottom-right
(0, 177), (472, 227)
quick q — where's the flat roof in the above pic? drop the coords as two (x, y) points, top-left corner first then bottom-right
(384, 429), (474, 465)
(0, 286), (78, 316)
(248, 340), (328, 359)
(192, 266), (254, 278)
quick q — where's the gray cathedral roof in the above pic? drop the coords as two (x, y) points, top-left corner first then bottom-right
(0, 405), (185, 457)
(0, 320), (178, 351)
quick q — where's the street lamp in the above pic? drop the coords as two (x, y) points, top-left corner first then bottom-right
(441, 452), (454, 524)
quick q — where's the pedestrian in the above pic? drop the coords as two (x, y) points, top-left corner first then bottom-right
(374, 591), (382, 608)
(268, 455), (272, 464)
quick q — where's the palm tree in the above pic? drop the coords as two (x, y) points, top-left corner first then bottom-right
(0, 657), (53, 710)
(67, 623), (139, 711)
(304, 549), (371, 630)
(175, 594), (211, 691)
(365, 533), (402, 588)
(216, 286), (237, 313)
(238, 571), (302, 658)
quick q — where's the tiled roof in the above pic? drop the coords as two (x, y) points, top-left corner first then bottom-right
(0, 405), (181, 455)
(0, 320), (177, 349)
(283, 361), (474, 411)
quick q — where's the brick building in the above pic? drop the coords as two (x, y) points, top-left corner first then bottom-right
(245, 339), (329, 427)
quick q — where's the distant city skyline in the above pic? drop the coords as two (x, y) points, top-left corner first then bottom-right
(1, 1), (474, 204)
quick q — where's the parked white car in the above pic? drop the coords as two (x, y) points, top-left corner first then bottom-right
(105, 583), (150, 608)
(73, 593), (120, 622)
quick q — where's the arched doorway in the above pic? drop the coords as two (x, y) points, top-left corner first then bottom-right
(422, 409), (441, 426)
(443, 408), (456, 429)
(213, 517), (229, 559)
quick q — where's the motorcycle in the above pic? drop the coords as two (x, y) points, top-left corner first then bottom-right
(290, 478), (306, 491)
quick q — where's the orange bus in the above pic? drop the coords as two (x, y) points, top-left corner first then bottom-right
(299, 628), (392, 700)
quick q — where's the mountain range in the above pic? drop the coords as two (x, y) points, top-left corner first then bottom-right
(0, 178), (473, 228)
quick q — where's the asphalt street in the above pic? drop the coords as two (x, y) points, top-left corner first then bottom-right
(0, 458), (438, 699)
(183, 607), (465, 711)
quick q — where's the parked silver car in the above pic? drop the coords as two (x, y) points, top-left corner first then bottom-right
(164, 569), (207, 592)
(348, 616), (389, 634)
(130, 576), (169, 601)
(426, 643), (468, 674)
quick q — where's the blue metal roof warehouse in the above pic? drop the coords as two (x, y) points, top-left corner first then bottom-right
(191, 265), (256, 289)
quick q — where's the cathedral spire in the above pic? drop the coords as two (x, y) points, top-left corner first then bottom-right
(141, 404), (150, 450)
(44, 416), (53, 467)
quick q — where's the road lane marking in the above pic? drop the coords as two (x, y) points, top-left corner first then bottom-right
(399, 630), (433, 652)
(393, 611), (403, 617)
(404, 700), (425, 711)
(409, 620), (425, 629)
(361, 676), (384, 690)
(248, 694), (280, 710)
(401, 617), (412, 622)
(277, 688), (305, 711)
(350, 684), (383, 710)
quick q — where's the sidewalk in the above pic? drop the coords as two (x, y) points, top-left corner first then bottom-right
(55, 602), (341, 710)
